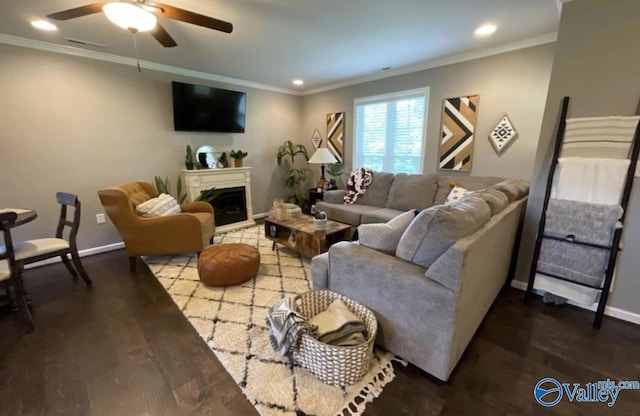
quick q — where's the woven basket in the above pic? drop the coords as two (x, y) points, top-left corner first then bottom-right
(292, 290), (377, 386)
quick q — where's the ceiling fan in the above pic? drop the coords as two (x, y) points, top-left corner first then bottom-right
(47, 0), (233, 48)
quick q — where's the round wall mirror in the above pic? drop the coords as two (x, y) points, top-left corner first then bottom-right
(196, 145), (216, 169)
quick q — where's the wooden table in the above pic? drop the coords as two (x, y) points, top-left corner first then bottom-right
(264, 214), (353, 257)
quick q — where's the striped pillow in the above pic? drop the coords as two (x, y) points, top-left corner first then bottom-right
(136, 193), (181, 217)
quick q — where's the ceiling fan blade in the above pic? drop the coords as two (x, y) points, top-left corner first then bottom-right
(47, 3), (105, 20)
(152, 3), (233, 33)
(150, 23), (177, 48)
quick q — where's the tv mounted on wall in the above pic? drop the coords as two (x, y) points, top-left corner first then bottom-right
(171, 81), (246, 133)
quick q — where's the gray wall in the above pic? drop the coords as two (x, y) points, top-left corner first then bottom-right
(514, 0), (640, 315)
(301, 43), (556, 183)
(0, 44), (302, 249)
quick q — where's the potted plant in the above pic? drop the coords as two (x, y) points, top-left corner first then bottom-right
(185, 145), (194, 170)
(154, 175), (187, 203)
(277, 140), (310, 209)
(229, 149), (248, 167)
(217, 152), (229, 168)
(325, 163), (343, 190)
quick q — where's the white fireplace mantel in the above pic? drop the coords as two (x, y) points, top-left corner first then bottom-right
(182, 167), (256, 233)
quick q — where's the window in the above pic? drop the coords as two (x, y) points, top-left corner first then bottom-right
(353, 88), (428, 174)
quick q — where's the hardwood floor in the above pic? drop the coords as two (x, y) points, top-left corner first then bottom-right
(1, 250), (639, 416)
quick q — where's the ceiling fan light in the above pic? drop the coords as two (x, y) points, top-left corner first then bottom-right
(103, 2), (157, 32)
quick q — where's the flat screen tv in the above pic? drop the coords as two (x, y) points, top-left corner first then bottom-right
(172, 81), (246, 133)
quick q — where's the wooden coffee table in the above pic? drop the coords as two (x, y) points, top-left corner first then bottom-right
(264, 214), (353, 257)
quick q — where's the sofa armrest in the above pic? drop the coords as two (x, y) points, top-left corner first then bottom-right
(322, 190), (346, 204)
(326, 241), (457, 380)
(181, 201), (214, 214)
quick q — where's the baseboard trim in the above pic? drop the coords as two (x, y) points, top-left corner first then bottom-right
(25, 242), (125, 270)
(510, 280), (640, 326)
(253, 212), (269, 220)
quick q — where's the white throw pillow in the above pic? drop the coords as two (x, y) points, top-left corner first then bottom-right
(136, 193), (181, 217)
(445, 186), (472, 204)
(357, 210), (415, 254)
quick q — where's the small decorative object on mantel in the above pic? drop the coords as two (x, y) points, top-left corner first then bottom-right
(326, 112), (345, 163)
(438, 94), (480, 172)
(229, 149), (248, 167)
(217, 152), (229, 168)
(185, 145), (195, 170)
(311, 128), (322, 149)
(198, 152), (209, 169)
(489, 114), (518, 155)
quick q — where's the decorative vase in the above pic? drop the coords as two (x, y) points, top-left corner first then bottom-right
(234, 158), (243, 168)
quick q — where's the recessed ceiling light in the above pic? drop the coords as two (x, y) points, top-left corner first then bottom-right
(475, 24), (497, 37)
(31, 19), (58, 32)
(292, 79), (304, 86)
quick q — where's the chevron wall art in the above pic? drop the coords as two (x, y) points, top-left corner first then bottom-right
(326, 112), (345, 163)
(438, 95), (480, 171)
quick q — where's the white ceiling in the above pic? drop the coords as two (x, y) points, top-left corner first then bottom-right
(0, 0), (561, 94)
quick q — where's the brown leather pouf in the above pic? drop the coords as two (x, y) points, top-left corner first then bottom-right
(197, 243), (260, 287)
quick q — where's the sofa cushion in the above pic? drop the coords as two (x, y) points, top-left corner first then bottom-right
(386, 174), (438, 211)
(358, 210), (415, 254)
(445, 186), (472, 204)
(464, 188), (510, 216)
(396, 196), (491, 268)
(360, 208), (406, 224)
(355, 171), (395, 207)
(135, 193), (181, 217)
(315, 201), (378, 227)
(492, 179), (530, 202)
(433, 175), (505, 205)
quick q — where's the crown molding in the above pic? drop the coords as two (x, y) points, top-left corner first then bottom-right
(301, 31), (558, 96)
(1, 31), (558, 97)
(0, 33), (298, 95)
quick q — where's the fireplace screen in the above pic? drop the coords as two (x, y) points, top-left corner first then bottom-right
(202, 186), (248, 226)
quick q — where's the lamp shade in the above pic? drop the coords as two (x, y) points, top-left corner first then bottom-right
(308, 148), (338, 164)
(103, 2), (157, 32)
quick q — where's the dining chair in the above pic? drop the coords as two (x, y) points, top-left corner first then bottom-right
(0, 192), (92, 286)
(0, 212), (34, 331)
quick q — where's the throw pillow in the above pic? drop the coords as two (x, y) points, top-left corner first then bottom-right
(396, 196), (491, 268)
(136, 193), (181, 217)
(492, 179), (530, 202)
(358, 210), (416, 254)
(344, 167), (374, 204)
(463, 188), (510, 215)
(445, 186), (472, 204)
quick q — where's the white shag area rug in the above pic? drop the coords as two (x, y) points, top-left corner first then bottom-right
(144, 225), (397, 416)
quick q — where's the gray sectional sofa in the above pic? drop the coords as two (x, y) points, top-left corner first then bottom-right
(311, 172), (529, 381)
(315, 172), (507, 226)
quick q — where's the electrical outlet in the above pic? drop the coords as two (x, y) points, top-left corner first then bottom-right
(96, 213), (106, 224)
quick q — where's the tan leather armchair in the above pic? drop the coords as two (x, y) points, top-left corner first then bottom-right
(98, 181), (215, 272)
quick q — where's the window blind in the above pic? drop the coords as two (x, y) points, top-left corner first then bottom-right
(354, 88), (428, 174)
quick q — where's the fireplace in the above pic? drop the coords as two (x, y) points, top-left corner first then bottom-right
(205, 186), (248, 226)
(182, 167), (256, 233)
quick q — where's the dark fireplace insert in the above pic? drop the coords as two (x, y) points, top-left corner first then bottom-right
(202, 186), (248, 227)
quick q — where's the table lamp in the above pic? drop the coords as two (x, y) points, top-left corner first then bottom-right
(308, 147), (338, 189)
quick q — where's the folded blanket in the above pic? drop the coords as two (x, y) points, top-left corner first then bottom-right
(266, 298), (311, 356)
(538, 239), (609, 288)
(550, 157), (630, 204)
(308, 299), (367, 347)
(544, 199), (622, 246)
(344, 168), (373, 204)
